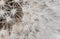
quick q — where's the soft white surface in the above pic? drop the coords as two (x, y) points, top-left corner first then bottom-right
(22, 0), (60, 39)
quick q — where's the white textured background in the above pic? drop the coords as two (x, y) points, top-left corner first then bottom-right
(22, 0), (60, 39)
